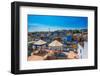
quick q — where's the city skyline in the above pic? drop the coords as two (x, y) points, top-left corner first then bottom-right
(28, 15), (88, 32)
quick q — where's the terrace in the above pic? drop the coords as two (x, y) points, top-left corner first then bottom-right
(28, 30), (88, 61)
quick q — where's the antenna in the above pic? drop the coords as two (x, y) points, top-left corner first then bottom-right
(49, 28), (50, 32)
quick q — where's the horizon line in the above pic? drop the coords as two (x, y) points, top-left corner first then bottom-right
(28, 28), (87, 33)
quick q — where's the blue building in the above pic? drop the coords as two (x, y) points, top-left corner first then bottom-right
(66, 34), (72, 42)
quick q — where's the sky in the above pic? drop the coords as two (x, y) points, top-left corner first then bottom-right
(28, 15), (88, 32)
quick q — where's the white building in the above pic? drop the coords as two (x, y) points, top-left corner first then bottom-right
(77, 41), (88, 59)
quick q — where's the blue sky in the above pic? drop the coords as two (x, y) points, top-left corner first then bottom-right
(28, 15), (88, 32)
